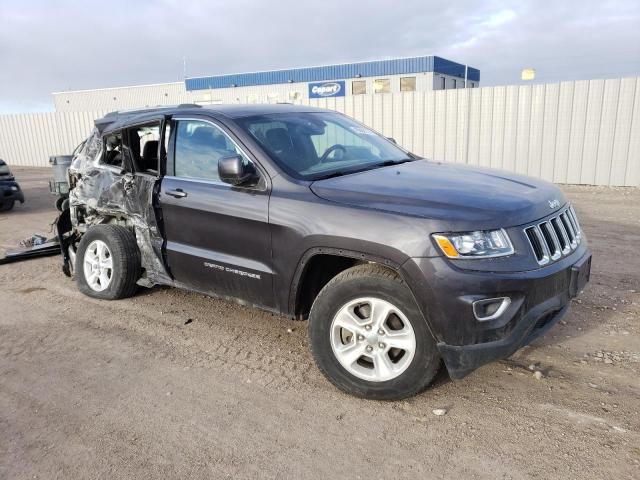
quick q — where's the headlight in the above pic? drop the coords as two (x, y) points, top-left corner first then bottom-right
(432, 229), (514, 259)
(10, 186), (19, 191)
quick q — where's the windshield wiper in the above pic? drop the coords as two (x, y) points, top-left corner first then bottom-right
(316, 158), (417, 180)
(371, 158), (415, 168)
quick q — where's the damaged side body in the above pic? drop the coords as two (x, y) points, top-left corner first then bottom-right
(61, 123), (171, 285)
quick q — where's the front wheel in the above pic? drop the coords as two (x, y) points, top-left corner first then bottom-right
(308, 264), (440, 400)
(0, 200), (15, 212)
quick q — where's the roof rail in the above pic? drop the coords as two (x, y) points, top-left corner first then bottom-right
(177, 103), (202, 108)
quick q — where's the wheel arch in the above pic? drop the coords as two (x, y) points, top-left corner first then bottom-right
(288, 247), (409, 320)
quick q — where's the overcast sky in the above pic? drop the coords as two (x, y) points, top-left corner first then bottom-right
(0, 0), (638, 113)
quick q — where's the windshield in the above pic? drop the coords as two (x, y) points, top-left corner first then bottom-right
(235, 112), (414, 180)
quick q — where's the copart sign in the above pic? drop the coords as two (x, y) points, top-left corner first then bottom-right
(308, 80), (345, 98)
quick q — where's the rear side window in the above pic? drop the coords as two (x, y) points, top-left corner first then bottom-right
(125, 123), (161, 173)
(174, 119), (248, 182)
(103, 133), (123, 168)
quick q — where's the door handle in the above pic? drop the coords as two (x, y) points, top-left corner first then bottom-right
(166, 188), (187, 199)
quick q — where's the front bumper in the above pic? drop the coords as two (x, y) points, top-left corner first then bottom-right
(402, 246), (591, 379)
(0, 180), (25, 206)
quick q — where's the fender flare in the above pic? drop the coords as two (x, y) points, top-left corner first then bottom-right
(287, 246), (407, 318)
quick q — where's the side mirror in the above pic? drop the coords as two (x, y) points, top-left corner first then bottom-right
(218, 155), (257, 186)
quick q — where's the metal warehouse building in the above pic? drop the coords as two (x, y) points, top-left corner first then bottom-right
(53, 55), (480, 112)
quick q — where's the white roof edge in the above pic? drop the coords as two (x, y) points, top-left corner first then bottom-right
(52, 81), (184, 96)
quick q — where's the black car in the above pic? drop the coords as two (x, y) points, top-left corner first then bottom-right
(0, 159), (25, 211)
(58, 104), (591, 400)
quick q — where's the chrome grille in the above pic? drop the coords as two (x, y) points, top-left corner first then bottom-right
(524, 206), (582, 265)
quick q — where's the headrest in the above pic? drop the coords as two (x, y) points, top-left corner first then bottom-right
(143, 140), (159, 159)
(265, 128), (292, 152)
(190, 127), (215, 145)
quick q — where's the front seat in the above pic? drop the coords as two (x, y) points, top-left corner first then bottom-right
(265, 127), (300, 169)
(141, 140), (159, 171)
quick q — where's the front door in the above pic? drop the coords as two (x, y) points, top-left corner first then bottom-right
(158, 116), (274, 308)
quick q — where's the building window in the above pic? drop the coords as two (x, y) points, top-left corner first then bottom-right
(352, 80), (367, 95)
(470, 81), (476, 88)
(400, 77), (416, 92)
(374, 78), (391, 94)
(452, 79), (457, 89)
(440, 77), (446, 90)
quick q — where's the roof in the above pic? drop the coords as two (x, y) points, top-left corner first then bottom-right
(185, 55), (481, 91)
(94, 103), (331, 133)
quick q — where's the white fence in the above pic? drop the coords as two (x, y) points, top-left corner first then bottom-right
(1, 77), (639, 186)
(0, 110), (107, 167)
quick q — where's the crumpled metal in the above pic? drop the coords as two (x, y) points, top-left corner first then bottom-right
(68, 128), (170, 284)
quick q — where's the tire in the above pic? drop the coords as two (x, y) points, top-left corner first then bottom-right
(76, 225), (141, 300)
(309, 264), (440, 400)
(0, 200), (15, 212)
(55, 196), (65, 212)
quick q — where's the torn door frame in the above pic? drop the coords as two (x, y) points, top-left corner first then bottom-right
(60, 124), (171, 285)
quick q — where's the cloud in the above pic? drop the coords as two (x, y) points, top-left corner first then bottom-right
(0, 0), (638, 113)
(482, 8), (517, 28)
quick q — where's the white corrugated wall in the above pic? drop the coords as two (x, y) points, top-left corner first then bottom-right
(0, 110), (107, 167)
(306, 77), (640, 186)
(1, 77), (638, 186)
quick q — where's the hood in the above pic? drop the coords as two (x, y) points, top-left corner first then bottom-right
(310, 160), (567, 229)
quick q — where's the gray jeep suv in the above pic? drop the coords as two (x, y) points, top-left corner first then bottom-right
(56, 104), (591, 399)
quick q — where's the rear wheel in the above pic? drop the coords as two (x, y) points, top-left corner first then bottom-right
(309, 264), (440, 400)
(76, 225), (141, 300)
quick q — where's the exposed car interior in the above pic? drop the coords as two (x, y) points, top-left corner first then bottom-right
(238, 112), (410, 179)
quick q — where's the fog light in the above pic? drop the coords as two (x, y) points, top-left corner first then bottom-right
(473, 297), (511, 321)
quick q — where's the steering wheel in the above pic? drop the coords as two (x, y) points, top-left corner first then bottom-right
(319, 144), (347, 163)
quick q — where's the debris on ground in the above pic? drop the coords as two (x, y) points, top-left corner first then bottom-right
(432, 408), (447, 416)
(19, 234), (48, 248)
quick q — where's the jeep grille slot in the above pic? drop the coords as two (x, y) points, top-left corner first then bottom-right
(550, 217), (570, 253)
(524, 206), (582, 266)
(539, 222), (561, 260)
(524, 226), (549, 265)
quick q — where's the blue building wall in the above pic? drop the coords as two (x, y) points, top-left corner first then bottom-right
(185, 55), (480, 91)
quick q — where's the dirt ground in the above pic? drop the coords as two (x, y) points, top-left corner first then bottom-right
(1, 167), (638, 480)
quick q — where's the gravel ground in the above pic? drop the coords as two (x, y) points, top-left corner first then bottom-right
(1, 167), (639, 480)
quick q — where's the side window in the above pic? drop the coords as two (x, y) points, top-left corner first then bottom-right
(124, 122), (161, 173)
(103, 132), (123, 168)
(174, 119), (248, 182)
